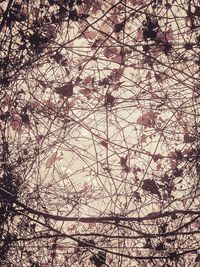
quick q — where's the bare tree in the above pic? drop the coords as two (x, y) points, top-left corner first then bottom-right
(0, 0), (200, 266)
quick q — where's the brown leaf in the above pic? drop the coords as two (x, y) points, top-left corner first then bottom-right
(120, 155), (130, 172)
(183, 133), (196, 143)
(68, 99), (76, 108)
(112, 55), (124, 64)
(135, 28), (143, 41)
(142, 179), (161, 198)
(45, 152), (62, 168)
(84, 31), (98, 40)
(88, 222), (96, 227)
(98, 77), (110, 86)
(137, 112), (157, 127)
(110, 68), (124, 81)
(104, 47), (118, 58)
(146, 71), (151, 79)
(56, 244), (66, 251)
(20, 113), (30, 124)
(104, 92), (115, 107)
(11, 115), (22, 132)
(55, 80), (74, 97)
(120, 156), (128, 167)
(100, 140), (108, 148)
(114, 22), (125, 33)
(79, 89), (91, 98)
(166, 26), (174, 41)
(152, 153), (163, 162)
(82, 75), (92, 85)
(182, 148), (195, 157)
(129, 0), (144, 6)
(175, 149), (183, 160)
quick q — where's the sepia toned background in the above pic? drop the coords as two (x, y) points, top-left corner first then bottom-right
(0, 0), (199, 266)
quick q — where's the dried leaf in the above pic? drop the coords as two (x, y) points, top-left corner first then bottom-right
(104, 92), (115, 107)
(90, 251), (106, 267)
(182, 148), (195, 157)
(159, 223), (168, 233)
(142, 179), (161, 198)
(112, 55), (124, 64)
(133, 191), (141, 202)
(79, 13), (90, 20)
(143, 237), (153, 248)
(135, 28), (143, 41)
(100, 140), (108, 148)
(79, 89), (91, 98)
(166, 26), (174, 41)
(114, 22), (125, 33)
(68, 99), (76, 108)
(98, 77), (110, 86)
(45, 152), (62, 168)
(56, 244), (65, 251)
(100, 21), (112, 34)
(120, 155), (128, 167)
(11, 115), (22, 132)
(169, 251), (180, 261)
(110, 68), (124, 81)
(175, 149), (183, 160)
(27, 100), (41, 110)
(69, 9), (78, 21)
(145, 211), (161, 219)
(20, 113), (30, 124)
(84, 31), (98, 40)
(156, 242), (166, 251)
(173, 168), (183, 177)
(0, 112), (10, 121)
(130, 0), (144, 5)
(146, 71), (151, 79)
(183, 133), (196, 143)
(44, 99), (56, 109)
(120, 155), (130, 172)
(104, 47), (118, 58)
(55, 80), (74, 97)
(152, 153), (163, 162)
(137, 112), (157, 127)
(88, 222), (96, 227)
(82, 75), (92, 85)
